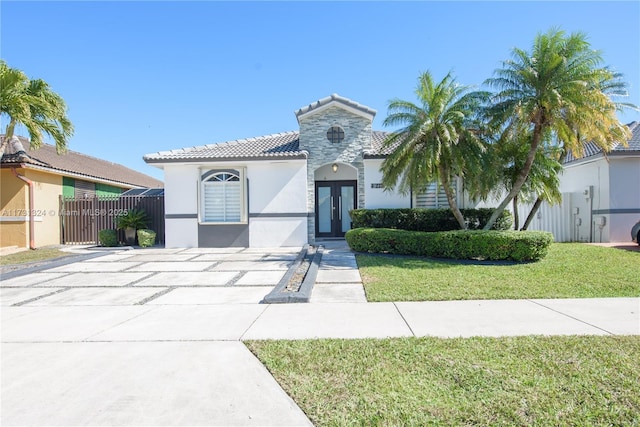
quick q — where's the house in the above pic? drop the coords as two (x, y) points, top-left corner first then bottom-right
(1, 136), (163, 249)
(145, 93), (640, 248)
(517, 121), (640, 243)
(144, 94), (462, 248)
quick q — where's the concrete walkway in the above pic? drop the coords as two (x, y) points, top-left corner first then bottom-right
(1, 243), (639, 426)
(311, 240), (367, 303)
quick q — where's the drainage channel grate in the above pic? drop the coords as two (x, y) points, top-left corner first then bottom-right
(261, 245), (323, 303)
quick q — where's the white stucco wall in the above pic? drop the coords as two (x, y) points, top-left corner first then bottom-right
(535, 156), (639, 243)
(560, 158), (610, 242)
(163, 165), (199, 247)
(363, 159), (411, 208)
(483, 156), (639, 243)
(608, 157), (640, 242)
(247, 160), (308, 247)
(561, 158), (610, 211)
(609, 157), (640, 209)
(164, 165), (199, 215)
(314, 162), (358, 181)
(249, 218), (308, 247)
(165, 218), (199, 248)
(247, 161), (307, 213)
(159, 160), (309, 248)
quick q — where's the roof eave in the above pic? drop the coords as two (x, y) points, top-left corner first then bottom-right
(144, 153), (308, 164)
(4, 162), (151, 189)
(608, 150), (640, 157)
(0, 162), (31, 169)
(563, 149), (640, 165)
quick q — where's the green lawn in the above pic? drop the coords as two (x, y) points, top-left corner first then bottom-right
(0, 247), (71, 266)
(247, 336), (640, 426)
(357, 243), (640, 301)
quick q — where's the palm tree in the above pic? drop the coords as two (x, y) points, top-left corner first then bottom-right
(481, 28), (632, 230)
(481, 126), (562, 230)
(380, 71), (489, 229)
(520, 69), (636, 230)
(0, 60), (73, 157)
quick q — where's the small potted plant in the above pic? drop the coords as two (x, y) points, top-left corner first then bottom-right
(137, 229), (157, 248)
(115, 209), (149, 245)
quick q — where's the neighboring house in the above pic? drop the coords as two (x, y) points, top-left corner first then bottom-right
(1, 136), (163, 249)
(144, 94), (464, 248)
(517, 121), (640, 243)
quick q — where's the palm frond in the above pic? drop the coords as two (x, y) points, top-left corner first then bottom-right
(0, 60), (73, 153)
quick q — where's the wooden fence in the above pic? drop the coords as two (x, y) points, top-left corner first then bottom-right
(60, 195), (165, 245)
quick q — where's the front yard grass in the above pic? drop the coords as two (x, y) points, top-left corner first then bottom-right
(357, 243), (640, 301)
(0, 247), (71, 266)
(247, 336), (640, 426)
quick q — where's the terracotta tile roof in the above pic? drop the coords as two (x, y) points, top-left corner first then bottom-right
(144, 131), (305, 162)
(1, 136), (163, 188)
(564, 121), (640, 163)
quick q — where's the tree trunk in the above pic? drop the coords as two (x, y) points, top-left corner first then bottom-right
(483, 122), (544, 230)
(513, 196), (519, 230)
(521, 197), (543, 230)
(440, 165), (467, 229)
(520, 150), (567, 231)
(0, 120), (17, 159)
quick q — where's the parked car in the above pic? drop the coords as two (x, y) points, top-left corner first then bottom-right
(632, 220), (640, 245)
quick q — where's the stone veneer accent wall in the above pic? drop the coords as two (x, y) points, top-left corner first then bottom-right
(298, 105), (372, 243)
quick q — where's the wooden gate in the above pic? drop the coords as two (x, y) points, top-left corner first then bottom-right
(60, 195), (165, 245)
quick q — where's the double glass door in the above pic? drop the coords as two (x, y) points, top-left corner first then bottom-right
(315, 181), (356, 238)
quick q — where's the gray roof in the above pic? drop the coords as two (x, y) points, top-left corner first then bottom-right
(564, 121), (640, 163)
(365, 131), (397, 158)
(295, 93), (376, 122)
(144, 120), (640, 165)
(144, 129), (397, 163)
(144, 131), (305, 163)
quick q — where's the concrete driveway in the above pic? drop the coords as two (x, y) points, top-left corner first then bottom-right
(2, 247), (299, 306)
(1, 246), (312, 426)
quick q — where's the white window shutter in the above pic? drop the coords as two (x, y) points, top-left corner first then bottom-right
(203, 178), (242, 222)
(415, 181), (455, 208)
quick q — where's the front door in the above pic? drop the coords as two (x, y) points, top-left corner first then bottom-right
(315, 181), (357, 238)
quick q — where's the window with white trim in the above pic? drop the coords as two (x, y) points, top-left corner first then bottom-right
(201, 169), (246, 223)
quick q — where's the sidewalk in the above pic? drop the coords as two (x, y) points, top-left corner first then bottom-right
(1, 242), (638, 426)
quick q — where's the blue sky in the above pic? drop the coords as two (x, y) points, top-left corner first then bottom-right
(2, 1), (639, 181)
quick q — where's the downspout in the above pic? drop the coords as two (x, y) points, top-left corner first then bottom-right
(11, 167), (36, 249)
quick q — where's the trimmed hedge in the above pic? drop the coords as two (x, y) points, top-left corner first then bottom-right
(345, 228), (554, 262)
(350, 208), (513, 232)
(98, 229), (118, 247)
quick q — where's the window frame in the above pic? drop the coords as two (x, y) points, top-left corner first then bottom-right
(199, 167), (248, 225)
(326, 126), (345, 144)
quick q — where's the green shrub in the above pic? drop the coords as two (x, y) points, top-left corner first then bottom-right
(137, 229), (156, 248)
(98, 229), (118, 247)
(345, 228), (553, 262)
(115, 208), (149, 230)
(350, 208), (513, 231)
